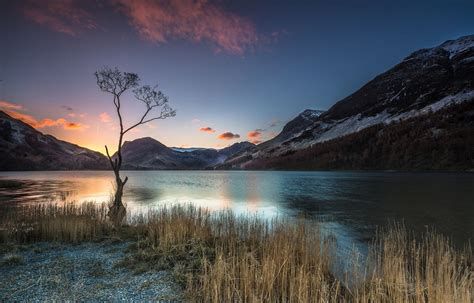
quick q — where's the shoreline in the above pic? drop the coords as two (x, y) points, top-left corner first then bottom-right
(1, 202), (472, 302)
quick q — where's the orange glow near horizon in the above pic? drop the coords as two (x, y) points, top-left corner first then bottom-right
(0, 97), (278, 154)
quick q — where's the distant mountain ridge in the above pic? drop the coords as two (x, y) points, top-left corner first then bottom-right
(245, 101), (474, 170)
(1, 34), (473, 171)
(220, 34), (474, 169)
(0, 110), (255, 170)
(117, 137), (254, 170)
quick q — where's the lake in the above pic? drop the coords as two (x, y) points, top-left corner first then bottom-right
(0, 171), (473, 248)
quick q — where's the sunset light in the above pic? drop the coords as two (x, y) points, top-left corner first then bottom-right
(1, 1), (473, 301)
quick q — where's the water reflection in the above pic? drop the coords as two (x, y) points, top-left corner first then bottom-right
(0, 171), (473, 247)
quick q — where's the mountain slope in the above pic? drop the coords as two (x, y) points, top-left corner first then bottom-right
(0, 111), (109, 170)
(258, 109), (324, 149)
(119, 137), (254, 170)
(0, 110), (255, 171)
(222, 34), (474, 169)
(322, 35), (474, 120)
(246, 101), (474, 170)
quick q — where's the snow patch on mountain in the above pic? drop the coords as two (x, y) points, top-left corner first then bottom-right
(245, 90), (474, 158)
(312, 90), (474, 145)
(314, 113), (392, 144)
(301, 109), (325, 120)
(171, 147), (211, 153)
(440, 35), (474, 58)
(417, 90), (474, 113)
(1, 116), (29, 145)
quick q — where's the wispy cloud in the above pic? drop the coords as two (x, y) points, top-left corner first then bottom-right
(99, 112), (112, 123)
(21, 0), (280, 54)
(247, 129), (263, 138)
(247, 129), (264, 144)
(35, 118), (86, 130)
(217, 131), (240, 140)
(1, 110), (37, 126)
(62, 106), (87, 119)
(199, 126), (215, 133)
(191, 118), (201, 123)
(0, 100), (23, 110)
(269, 119), (281, 128)
(23, 0), (97, 36)
(112, 0), (260, 55)
(7, 110), (87, 130)
(1, 100), (87, 131)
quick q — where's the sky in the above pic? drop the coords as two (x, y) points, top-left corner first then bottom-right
(1, 0), (473, 153)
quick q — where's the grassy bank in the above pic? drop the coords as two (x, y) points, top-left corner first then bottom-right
(1, 203), (472, 302)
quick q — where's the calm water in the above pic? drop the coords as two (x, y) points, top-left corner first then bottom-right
(0, 171), (473, 247)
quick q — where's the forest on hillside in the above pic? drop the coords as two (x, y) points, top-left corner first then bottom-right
(248, 101), (474, 171)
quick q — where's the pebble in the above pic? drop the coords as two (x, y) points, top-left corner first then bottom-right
(0, 241), (183, 302)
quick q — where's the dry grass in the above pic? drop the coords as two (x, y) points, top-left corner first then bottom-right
(0, 203), (110, 243)
(353, 224), (473, 303)
(1, 203), (472, 302)
(133, 207), (340, 302)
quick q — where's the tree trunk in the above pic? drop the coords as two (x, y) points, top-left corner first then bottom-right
(113, 178), (124, 208)
(108, 170), (127, 225)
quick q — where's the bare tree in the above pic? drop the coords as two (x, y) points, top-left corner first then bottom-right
(95, 67), (176, 219)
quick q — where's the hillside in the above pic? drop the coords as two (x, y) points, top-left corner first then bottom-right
(0, 111), (109, 170)
(221, 34), (474, 169)
(244, 101), (474, 170)
(118, 137), (254, 170)
(0, 110), (255, 171)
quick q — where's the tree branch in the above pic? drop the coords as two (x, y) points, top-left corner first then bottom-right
(95, 67), (175, 209)
(122, 107), (152, 134)
(104, 145), (115, 170)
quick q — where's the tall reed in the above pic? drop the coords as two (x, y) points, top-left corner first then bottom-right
(137, 207), (340, 301)
(353, 224), (472, 302)
(1, 202), (110, 243)
(1, 203), (472, 302)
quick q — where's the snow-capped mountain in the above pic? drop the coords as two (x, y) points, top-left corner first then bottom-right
(2, 34), (472, 171)
(0, 110), (254, 171)
(222, 34), (474, 169)
(259, 109), (325, 148)
(171, 147), (210, 153)
(0, 111), (109, 170)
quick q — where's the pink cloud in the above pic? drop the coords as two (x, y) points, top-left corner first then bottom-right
(18, 114), (87, 130)
(0, 100), (23, 110)
(247, 129), (264, 144)
(3, 110), (38, 127)
(34, 118), (86, 130)
(217, 132), (240, 140)
(113, 0), (260, 55)
(23, 0), (97, 36)
(199, 126), (215, 133)
(99, 112), (112, 123)
(247, 130), (262, 139)
(1, 101), (87, 131)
